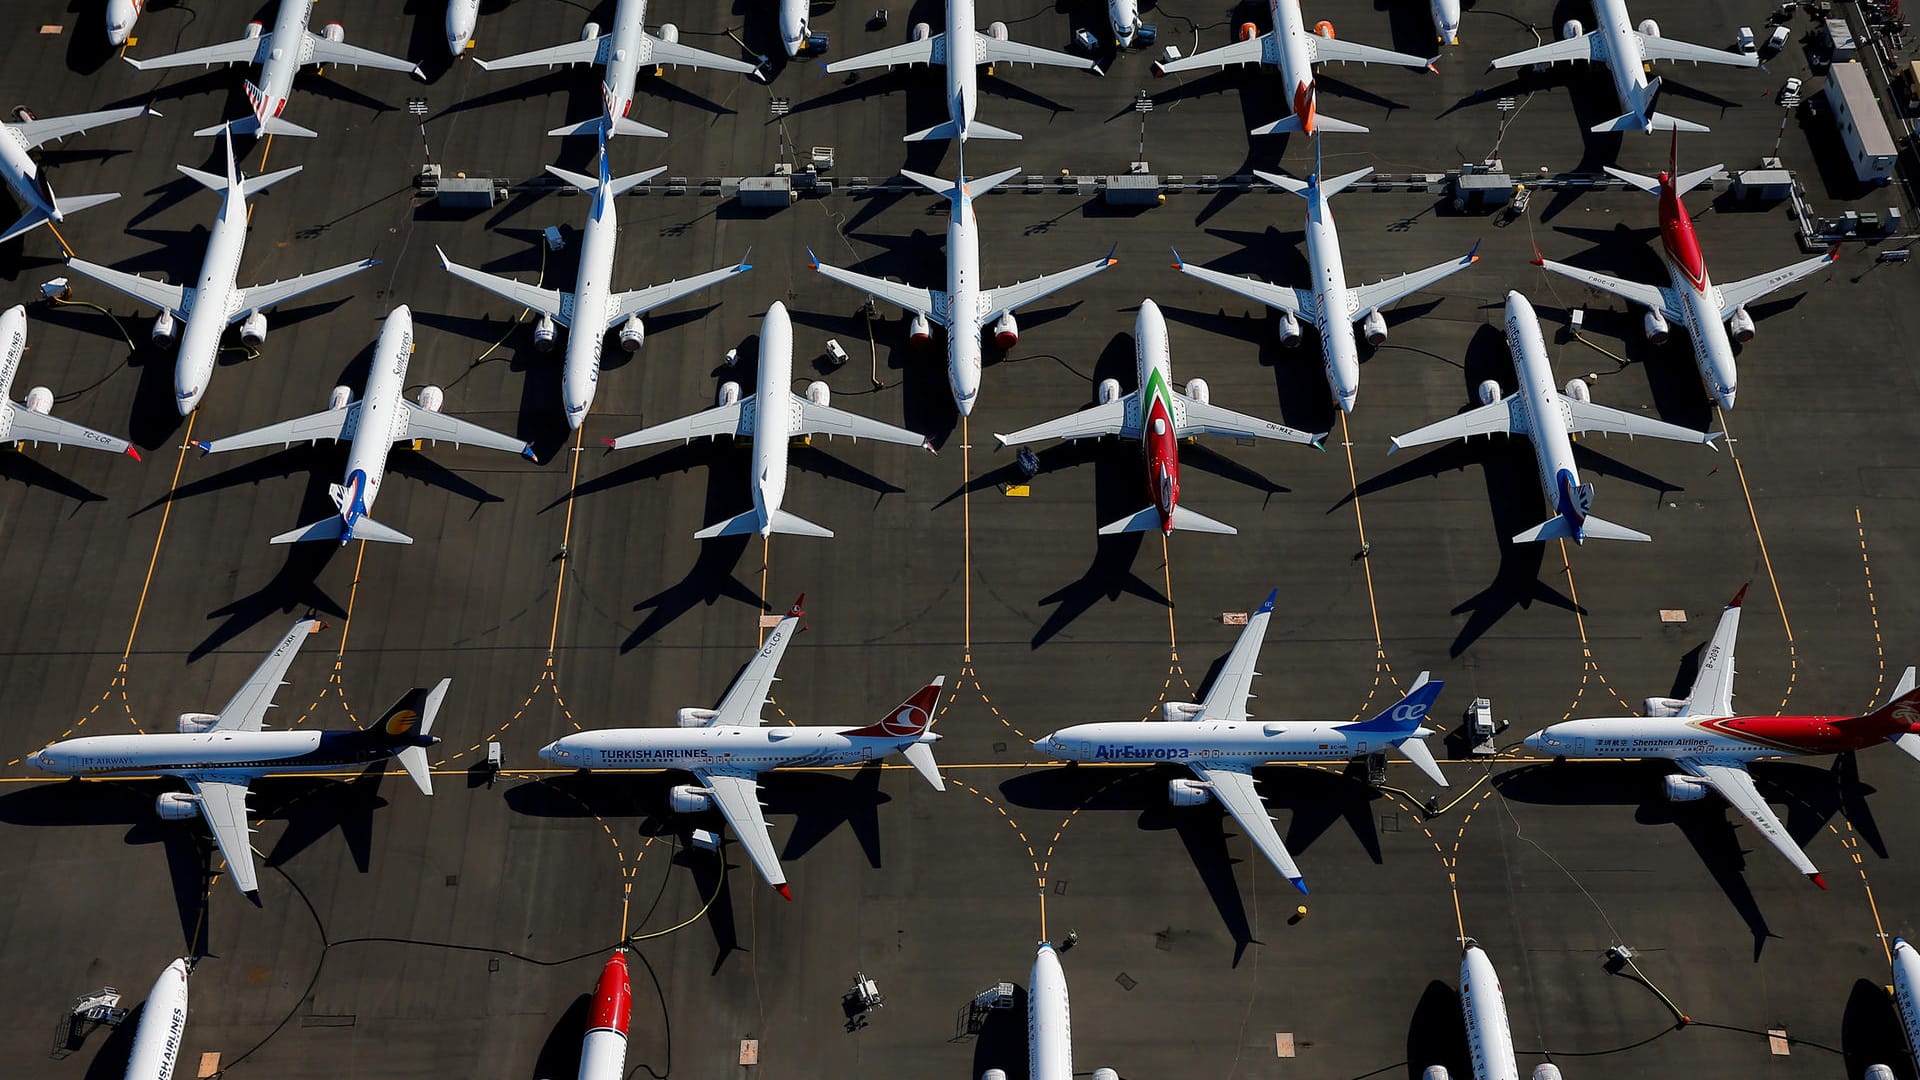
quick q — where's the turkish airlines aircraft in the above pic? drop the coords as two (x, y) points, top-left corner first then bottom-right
(0, 101), (155, 244)
(1033, 589), (1449, 894)
(1525, 586), (1920, 888)
(1152, 0), (1433, 135)
(1488, 0), (1756, 133)
(994, 298), (1323, 535)
(1389, 291), (1719, 544)
(1533, 136), (1837, 409)
(1172, 144), (1478, 413)
(809, 150), (1117, 417)
(194, 306), (533, 545)
(125, 0), (423, 138)
(475, 0), (756, 138)
(0, 304), (139, 459)
(604, 301), (928, 539)
(27, 619), (447, 904)
(539, 598), (945, 900)
(825, 0), (1100, 142)
(122, 958), (191, 1080)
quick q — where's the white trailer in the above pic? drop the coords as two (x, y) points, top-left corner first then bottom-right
(1823, 62), (1898, 183)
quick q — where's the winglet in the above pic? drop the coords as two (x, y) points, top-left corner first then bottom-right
(1426, 56), (1440, 74)
(1728, 582), (1750, 609)
(1256, 588), (1278, 616)
(244, 889), (263, 908)
(1103, 242), (1119, 267)
(434, 245), (453, 270)
(193, 440), (212, 455)
(787, 593), (806, 618)
(520, 444), (539, 463)
(805, 245), (821, 270)
(1528, 242), (1545, 268)
(1826, 243), (1841, 263)
(1467, 239), (1481, 264)
(125, 446), (142, 461)
(1169, 246), (1184, 270)
(737, 246), (754, 273)
(1809, 872), (1827, 890)
(776, 883), (794, 901)
(1310, 432), (1328, 452)
(1288, 876), (1308, 895)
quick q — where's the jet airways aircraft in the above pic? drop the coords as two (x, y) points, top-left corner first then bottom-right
(195, 306), (533, 546)
(1151, 0), (1433, 135)
(809, 152), (1116, 417)
(1172, 146), (1478, 413)
(1389, 291), (1719, 544)
(439, 136), (751, 428)
(125, 0), (423, 138)
(0, 304), (140, 459)
(475, 0), (757, 138)
(1488, 0), (1757, 133)
(539, 598), (945, 899)
(67, 130), (379, 416)
(27, 618), (447, 904)
(106, 0), (144, 47)
(604, 301), (927, 539)
(1525, 585), (1920, 888)
(825, 0), (1100, 142)
(1534, 137), (1837, 410)
(0, 101), (155, 244)
(447, 0), (479, 57)
(1033, 589), (1449, 894)
(994, 298), (1323, 535)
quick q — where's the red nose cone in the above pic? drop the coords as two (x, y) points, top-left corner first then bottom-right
(587, 952), (632, 1036)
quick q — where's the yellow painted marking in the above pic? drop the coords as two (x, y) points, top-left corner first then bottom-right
(44, 222), (75, 258)
(548, 426), (586, 654)
(123, 413), (198, 660)
(962, 417), (973, 659)
(1855, 508), (1887, 709)
(1718, 408), (1797, 712)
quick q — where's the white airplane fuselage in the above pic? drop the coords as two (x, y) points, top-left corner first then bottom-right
(599, 0), (654, 132)
(1431, 0), (1461, 44)
(1302, 187), (1361, 412)
(780, 0), (809, 56)
(1501, 292), (1584, 520)
(1461, 944), (1521, 1080)
(750, 302), (798, 530)
(945, 195), (986, 414)
(562, 185), (620, 427)
(1132, 300), (1183, 529)
(333, 307), (419, 536)
(944, 0), (983, 138)
(1108, 0), (1141, 47)
(1652, 180), (1738, 408)
(1593, 0), (1653, 117)
(29, 727), (390, 779)
(0, 124), (57, 222)
(173, 180), (253, 414)
(123, 959), (189, 1080)
(538, 725), (935, 773)
(447, 0), (479, 56)
(1268, 0), (1320, 130)
(1036, 717), (1405, 764)
(1893, 939), (1920, 1079)
(1525, 711), (1884, 762)
(107, 0), (146, 48)
(252, 0), (320, 119)
(0, 306), (29, 441)
(1030, 944), (1073, 1080)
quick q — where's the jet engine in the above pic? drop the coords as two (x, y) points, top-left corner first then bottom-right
(1534, 1066), (1565, 1080)
(992, 311), (1019, 349)
(1276, 309), (1303, 347)
(1237, 22), (1258, 42)
(1314, 21), (1336, 38)
(24, 387), (52, 415)
(1184, 378), (1210, 405)
(1867, 1066), (1898, 1080)
(1163, 701), (1204, 722)
(1642, 309), (1670, 345)
(659, 24), (679, 44)
(177, 712), (218, 733)
(323, 22), (345, 42)
(239, 311), (268, 348)
(1097, 378), (1122, 404)
(1561, 19), (1583, 39)
(677, 707), (717, 728)
(417, 385), (445, 413)
(10, 106), (33, 123)
(806, 381), (831, 406)
(1423, 1069), (1452, 1080)
(669, 784), (713, 813)
(328, 385), (352, 411)
(580, 21), (601, 41)
(1643, 696), (1688, 718)
(1362, 308), (1388, 346)
(1093, 1071), (1119, 1080)
(533, 314), (558, 352)
(619, 314), (645, 352)
(1638, 19), (1660, 38)
(245, 20), (265, 39)
(908, 311), (932, 347)
(155, 792), (201, 820)
(981, 1072), (1008, 1080)
(1477, 379), (1504, 406)
(1727, 305), (1755, 344)
(716, 381), (741, 407)
(1168, 778), (1212, 806)
(1662, 774), (1711, 802)
(912, 22), (932, 42)
(1563, 378), (1590, 404)
(989, 21), (1010, 40)
(151, 310), (178, 348)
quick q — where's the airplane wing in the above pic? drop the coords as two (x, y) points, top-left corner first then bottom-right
(1174, 395), (1322, 446)
(1197, 590), (1274, 722)
(125, 34), (271, 71)
(401, 401), (531, 456)
(976, 33), (1098, 70)
(9, 104), (153, 151)
(303, 32), (423, 75)
(694, 768), (787, 892)
(1677, 758), (1821, 884)
(438, 246), (569, 323)
(1190, 763), (1306, 891)
(978, 250), (1119, 326)
(212, 618), (320, 733)
(1155, 33), (1271, 74)
(1563, 398), (1719, 445)
(808, 249), (943, 321)
(604, 259), (754, 326)
(185, 776), (260, 898)
(235, 259), (381, 320)
(1171, 251), (1314, 319)
(1308, 35), (1431, 68)
(198, 405), (357, 454)
(1344, 249), (1480, 320)
(1388, 399), (1515, 452)
(1682, 589), (1743, 717)
(474, 37), (605, 72)
(65, 258), (189, 320)
(823, 35), (944, 73)
(605, 399), (750, 450)
(995, 397), (1131, 446)
(1637, 33), (1760, 68)
(794, 395), (926, 446)
(7, 403), (135, 455)
(1534, 257), (1680, 321)
(643, 31), (758, 74)
(1489, 32), (1601, 69)
(1714, 252), (1836, 318)
(709, 602), (805, 727)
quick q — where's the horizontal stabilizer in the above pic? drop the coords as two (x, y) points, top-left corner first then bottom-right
(902, 742), (944, 790)
(549, 115), (669, 138)
(1250, 112), (1369, 136)
(0, 206), (53, 245)
(692, 507), (835, 539)
(195, 115), (318, 139)
(958, 117), (1021, 141)
(1396, 735), (1450, 787)
(906, 119), (988, 142)
(177, 163), (303, 197)
(270, 515), (415, 546)
(1097, 505), (1237, 535)
(52, 191), (121, 219)
(1511, 514), (1650, 544)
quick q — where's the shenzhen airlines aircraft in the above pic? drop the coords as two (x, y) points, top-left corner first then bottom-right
(1525, 586), (1920, 888)
(1389, 291), (1719, 544)
(27, 619), (448, 904)
(1151, 0), (1433, 135)
(994, 298), (1324, 535)
(1533, 136), (1837, 409)
(539, 598), (945, 899)
(1488, 0), (1757, 133)
(0, 101), (155, 243)
(0, 304), (140, 459)
(1033, 589), (1449, 894)
(825, 0), (1100, 142)
(126, 0), (423, 138)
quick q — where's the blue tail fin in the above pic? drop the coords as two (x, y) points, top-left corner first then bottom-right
(1342, 674), (1445, 734)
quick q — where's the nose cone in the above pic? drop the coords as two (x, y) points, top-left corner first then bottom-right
(565, 402), (588, 430)
(1523, 731), (1545, 752)
(448, 33), (469, 57)
(536, 741), (561, 764)
(1033, 733), (1058, 755)
(176, 387), (203, 416)
(25, 749), (44, 770)
(955, 390), (976, 417)
(1336, 388), (1356, 413)
(1718, 387), (1736, 410)
(108, 26), (131, 47)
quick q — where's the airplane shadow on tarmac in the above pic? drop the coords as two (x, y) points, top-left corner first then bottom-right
(1841, 975), (1911, 1080)
(1406, 978), (1470, 1080)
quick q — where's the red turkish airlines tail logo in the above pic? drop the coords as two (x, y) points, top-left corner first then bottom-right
(840, 677), (944, 738)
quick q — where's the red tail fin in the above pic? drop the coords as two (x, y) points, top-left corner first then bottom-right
(841, 676), (944, 738)
(1851, 683), (1920, 734)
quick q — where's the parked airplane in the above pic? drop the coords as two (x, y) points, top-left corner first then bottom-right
(0, 101), (155, 244)
(1108, 0), (1143, 48)
(1151, 0), (1433, 134)
(1172, 144), (1478, 413)
(809, 151), (1116, 417)
(1488, 0), (1757, 133)
(194, 306), (533, 546)
(475, 0), (757, 137)
(0, 305), (140, 459)
(1893, 938), (1920, 1080)
(576, 952), (633, 1080)
(1429, 0), (1462, 45)
(994, 298), (1323, 535)
(1524, 585), (1920, 888)
(1033, 589), (1448, 894)
(107, 0), (145, 48)
(604, 301), (926, 539)
(447, 0), (479, 57)
(1533, 136), (1837, 409)
(779, 0), (813, 57)
(66, 130), (379, 416)
(825, 0), (1100, 142)
(1422, 941), (1566, 1080)
(122, 958), (190, 1080)
(1022, 942), (1119, 1080)
(439, 134), (751, 429)
(125, 0), (423, 138)
(539, 598), (945, 899)
(1389, 290), (1719, 544)
(27, 618), (448, 904)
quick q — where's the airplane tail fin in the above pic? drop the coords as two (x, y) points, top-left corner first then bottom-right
(1845, 667), (1920, 753)
(270, 514), (415, 546)
(375, 678), (451, 796)
(693, 507), (835, 539)
(178, 158), (302, 199)
(842, 676), (948, 790)
(1339, 672), (1450, 786)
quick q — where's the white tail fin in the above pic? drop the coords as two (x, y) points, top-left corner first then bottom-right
(1511, 513), (1651, 544)
(270, 515), (415, 545)
(195, 115), (319, 139)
